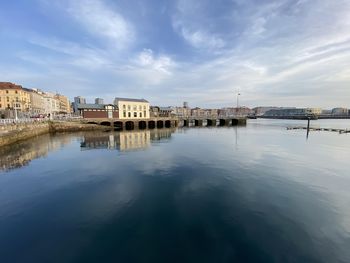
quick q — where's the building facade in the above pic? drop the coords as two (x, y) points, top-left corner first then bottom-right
(26, 88), (45, 115)
(95, 98), (104, 104)
(0, 82), (31, 112)
(73, 96), (86, 113)
(114, 98), (150, 119)
(78, 104), (118, 119)
(264, 108), (322, 117)
(43, 92), (60, 117)
(331, 108), (349, 115)
(55, 94), (71, 114)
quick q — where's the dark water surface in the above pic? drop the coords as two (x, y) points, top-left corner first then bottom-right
(1, 119), (350, 263)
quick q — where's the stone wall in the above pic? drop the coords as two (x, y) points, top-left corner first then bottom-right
(0, 121), (107, 147)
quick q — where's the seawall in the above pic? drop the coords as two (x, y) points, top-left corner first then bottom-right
(0, 121), (107, 147)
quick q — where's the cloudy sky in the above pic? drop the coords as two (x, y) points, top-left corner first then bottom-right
(0, 0), (350, 108)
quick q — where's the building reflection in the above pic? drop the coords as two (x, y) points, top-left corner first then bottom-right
(0, 134), (73, 171)
(80, 128), (175, 152)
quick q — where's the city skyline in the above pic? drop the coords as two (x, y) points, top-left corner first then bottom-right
(1, 0), (350, 108)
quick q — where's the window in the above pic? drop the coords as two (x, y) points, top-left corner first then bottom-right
(133, 105), (137, 111)
(140, 112), (142, 118)
(128, 105), (131, 110)
(6, 90), (8, 94)
(134, 112), (137, 117)
(123, 111), (126, 117)
(143, 105), (146, 110)
(7, 104), (10, 108)
(144, 111), (146, 117)
(6, 97), (9, 102)
(139, 105), (142, 110)
(123, 104), (126, 109)
(128, 112), (131, 117)
(15, 90), (18, 94)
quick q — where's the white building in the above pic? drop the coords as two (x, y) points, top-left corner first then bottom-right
(43, 92), (60, 117)
(114, 97), (150, 119)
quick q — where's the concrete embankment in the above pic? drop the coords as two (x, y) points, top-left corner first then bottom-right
(0, 121), (107, 147)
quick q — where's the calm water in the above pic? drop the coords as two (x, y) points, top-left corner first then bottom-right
(0, 119), (350, 263)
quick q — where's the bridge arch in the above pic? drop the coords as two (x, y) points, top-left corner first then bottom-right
(165, 120), (171, 128)
(114, 121), (123, 130)
(125, 121), (135, 130)
(139, 121), (147, 129)
(157, 120), (164, 128)
(183, 119), (188, 126)
(219, 119), (226, 126)
(87, 121), (98, 125)
(232, 119), (239, 126)
(100, 121), (111, 126)
(207, 119), (215, 126)
(148, 120), (156, 129)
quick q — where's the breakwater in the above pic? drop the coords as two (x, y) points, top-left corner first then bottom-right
(0, 121), (106, 147)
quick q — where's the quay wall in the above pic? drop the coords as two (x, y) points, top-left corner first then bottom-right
(0, 121), (105, 147)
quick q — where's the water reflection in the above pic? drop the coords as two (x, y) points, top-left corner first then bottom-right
(0, 134), (73, 172)
(80, 128), (175, 151)
(0, 129), (176, 171)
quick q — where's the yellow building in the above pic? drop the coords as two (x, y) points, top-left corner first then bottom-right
(25, 88), (45, 115)
(0, 82), (31, 112)
(114, 97), (150, 119)
(55, 94), (71, 114)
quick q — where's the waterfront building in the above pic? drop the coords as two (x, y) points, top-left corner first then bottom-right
(219, 107), (253, 117)
(114, 98), (150, 119)
(150, 106), (173, 117)
(77, 103), (118, 119)
(73, 96), (86, 113)
(203, 109), (218, 118)
(264, 108), (322, 117)
(55, 94), (71, 114)
(95, 98), (104, 104)
(253, 107), (279, 116)
(171, 106), (191, 117)
(43, 92), (60, 117)
(0, 82), (31, 112)
(191, 107), (206, 118)
(23, 88), (45, 116)
(331, 108), (349, 115)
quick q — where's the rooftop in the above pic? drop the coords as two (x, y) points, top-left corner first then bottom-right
(0, 82), (23, 90)
(114, 97), (149, 103)
(77, 103), (116, 110)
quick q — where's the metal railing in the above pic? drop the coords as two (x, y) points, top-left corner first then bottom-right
(0, 118), (48, 125)
(0, 116), (83, 125)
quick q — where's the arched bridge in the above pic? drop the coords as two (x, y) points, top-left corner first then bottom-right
(179, 117), (247, 127)
(81, 117), (178, 131)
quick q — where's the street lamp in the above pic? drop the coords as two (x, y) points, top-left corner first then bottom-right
(236, 92), (241, 117)
(236, 92), (241, 108)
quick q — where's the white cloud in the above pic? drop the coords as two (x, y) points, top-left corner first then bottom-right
(67, 0), (134, 49)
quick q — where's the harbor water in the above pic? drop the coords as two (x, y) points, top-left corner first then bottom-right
(0, 119), (350, 263)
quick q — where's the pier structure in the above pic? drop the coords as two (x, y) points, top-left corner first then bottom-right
(80, 116), (247, 130)
(179, 117), (246, 127)
(81, 117), (178, 131)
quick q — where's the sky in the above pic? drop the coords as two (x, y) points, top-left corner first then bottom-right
(0, 0), (350, 108)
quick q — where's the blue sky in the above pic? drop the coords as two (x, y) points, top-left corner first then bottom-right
(0, 0), (350, 108)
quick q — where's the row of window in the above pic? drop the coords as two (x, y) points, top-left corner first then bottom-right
(0, 90), (19, 94)
(0, 103), (21, 108)
(122, 104), (147, 111)
(123, 111), (147, 118)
